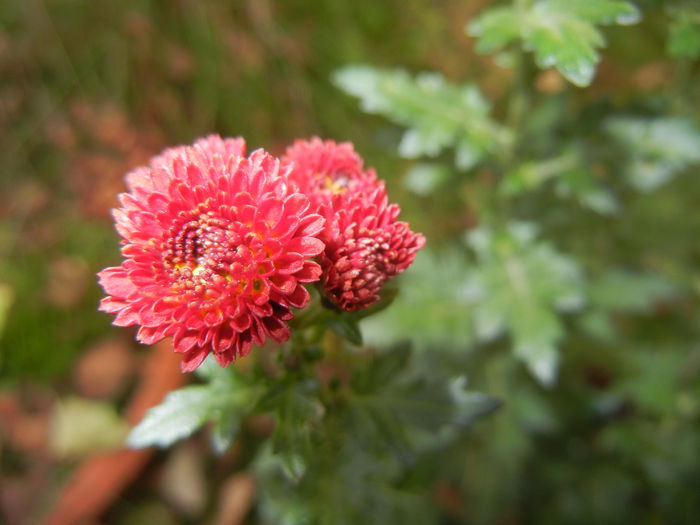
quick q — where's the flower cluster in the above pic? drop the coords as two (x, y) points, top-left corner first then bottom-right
(99, 135), (424, 371)
(283, 138), (425, 311)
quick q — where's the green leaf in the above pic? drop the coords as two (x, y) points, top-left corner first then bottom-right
(467, 6), (520, 54)
(349, 346), (499, 457)
(618, 348), (684, 414)
(361, 248), (477, 351)
(465, 223), (584, 385)
(263, 379), (324, 481)
(403, 163), (451, 195)
(588, 270), (677, 313)
(555, 168), (618, 215)
(668, 7), (700, 60)
(363, 345), (412, 390)
(334, 66), (510, 168)
(606, 117), (700, 191)
(325, 315), (363, 346)
(468, 0), (640, 87)
(449, 376), (502, 427)
(210, 410), (240, 456)
(129, 357), (258, 450)
(502, 147), (618, 215)
(127, 386), (213, 448)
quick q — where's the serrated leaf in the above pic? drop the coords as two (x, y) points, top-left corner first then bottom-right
(606, 117), (700, 191)
(350, 354), (500, 457)
(468, 0), (640, 86)
(128, 386), (213, 448)
(268, 380), (323, 481)
(467, 7), (520, 54)
(334, 66), (510, 168)
(130, 358), (257, 451)
(465, 223), (584, 385)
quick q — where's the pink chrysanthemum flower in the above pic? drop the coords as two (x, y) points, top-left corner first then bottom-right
(98, 136), (325, 371)
(319, 184), (425, 311)
(284, 138), (425, 312)
(282, 137), (377, 205)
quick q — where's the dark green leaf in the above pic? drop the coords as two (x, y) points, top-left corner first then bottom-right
(325, 315), (363, 346)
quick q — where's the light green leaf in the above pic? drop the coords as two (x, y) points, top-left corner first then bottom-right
(465, 223), (584, 385)
(468, 0), (640, 86)
(128, 386), (213, 448)
(361, 248), (477, 350)
(606, 117), (700, 191)
(130, 358), (257, 450)
(334, 66), (510, 168)
(404, 163), (451, 195)
(467, 7), (520, 54)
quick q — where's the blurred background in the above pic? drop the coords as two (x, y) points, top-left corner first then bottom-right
(2, 0), (700, 524)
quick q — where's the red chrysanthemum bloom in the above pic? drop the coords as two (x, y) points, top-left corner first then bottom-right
(98, 136), (325, 371)
(319, 184), (425, 311)
(282, 137), (377, 206)
(283, 138), (425, 312)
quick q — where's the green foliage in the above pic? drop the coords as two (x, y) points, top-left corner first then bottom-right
(668, 6), (700, 60)
(362, 248), (476, 350)
(587, 269), (677, 314)
(503, 147), (619, 215)
(606, 117), (700, 191)
(128, 358), (258, 450)
(255, 346), (499, 525)
(468, 0), (640, 86)
(403, 163), (452, 195)
(127, 387), (215, 448)
(465, 223), (584, 385)
(334, 66), (510, 169)
(580, 269), (678, 340)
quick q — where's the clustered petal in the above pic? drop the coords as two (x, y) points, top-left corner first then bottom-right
(99, 134), (424, 371)
(99, 136), (324, 371)
(282, 137), (376, 205)
(283, 138), (425, 312)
